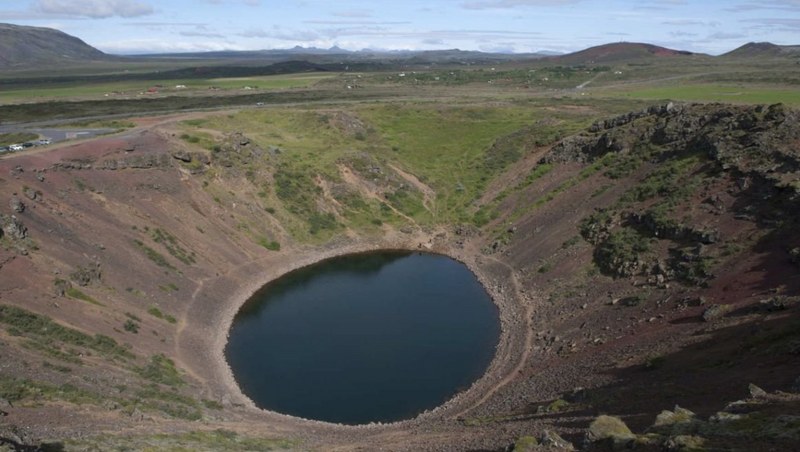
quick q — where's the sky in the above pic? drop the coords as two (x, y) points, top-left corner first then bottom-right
(0, 0), (799, 55)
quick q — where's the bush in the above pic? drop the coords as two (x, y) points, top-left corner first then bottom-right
(137, 354), (183, 387)
(594, 227), (651, 277)
(123, 319), (139, 334)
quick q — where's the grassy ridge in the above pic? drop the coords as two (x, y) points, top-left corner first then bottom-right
(185, 100), (623, 239)
(0, 73), (334, 103)
(604, 83), (800, 105)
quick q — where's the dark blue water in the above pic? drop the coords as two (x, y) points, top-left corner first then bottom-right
(224, 251), (499, 425)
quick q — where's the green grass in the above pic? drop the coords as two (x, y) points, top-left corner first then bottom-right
(0, 72), (334, 103)
(258, 237), (281, 251)
(65, 430), (297, 451)
(0, 132), (38, 146)
(136, 354), (184, 387)
(362, 105), (537, 220)
(66, 287), (104, 306)
(0, 304), (134, 361)
(609, 83), (800, 106)
(0, 374), (101, 406)
(147, 306), (178, 324)
(133, 239), (176, 270)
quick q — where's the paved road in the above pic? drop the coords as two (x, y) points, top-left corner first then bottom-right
(23, 128), (117, 143)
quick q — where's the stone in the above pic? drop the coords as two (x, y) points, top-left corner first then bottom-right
(22, 187), (40, 201)
(748, 383), (768, 398)
(702, 304), (732, 322)
(540, 430), (575, 450)
(512, 436), (539, 451)
(9, 196), (24, 213)
(664, 435), (705, 451)
(586, 415), (635, 446)
(710, 411), (743, 423)
(1, 215), (27, 240)
(70, 262), (102, 286)
(790, 248), (800, 265)
(53, 278), (72, 297)
(653, 406), (699, 436)
(172, 150), (193, 162)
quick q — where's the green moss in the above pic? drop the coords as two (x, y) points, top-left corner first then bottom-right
(512, 436), (539, 451)
(588, 415), (635, 442)
(65, 287), (104, 306)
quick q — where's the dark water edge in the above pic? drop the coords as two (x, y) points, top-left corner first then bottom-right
(224, 251), (500, 425)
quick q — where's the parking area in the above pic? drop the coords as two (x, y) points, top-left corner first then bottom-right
(0, 127), (117, 154)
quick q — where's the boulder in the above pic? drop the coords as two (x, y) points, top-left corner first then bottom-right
(172, 150), (193, 162)
(586, 415), (635, 448)
(653, 406), (699, 436)
(70, 262), (101, 286)
(1, 215), (27, 240)
(702, 304), (732, 322)
(22, 187), (40, 201)
(511, 436), (538, 451)
(748, 383), (768, 399)
(53, 278), (72, 297)
(9, 196), (24, 213)
(664, 435), (705, 452)
(540, 430), (575, 450)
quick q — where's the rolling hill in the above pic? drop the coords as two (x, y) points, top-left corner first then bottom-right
(551, 41), (697, 64)
(723, 41), (800, 58)
(0, 23), (112, 69)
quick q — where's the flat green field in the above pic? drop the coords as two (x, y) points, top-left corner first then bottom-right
(603, 83), (800, 106)
(0, 72), (335, 104)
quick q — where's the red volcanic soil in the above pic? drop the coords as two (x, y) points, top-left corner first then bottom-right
(552, 42), (696, 64)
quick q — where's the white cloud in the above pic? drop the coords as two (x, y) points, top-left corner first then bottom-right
(462, 0), (581, 9)
(331, 9), (373, 18)
(205, 0), (260, 5)
(728, 0), (800, 11)
(741, 17), (800, 29)
(32, 0), (154, 18)
(99, 38), (242, 54)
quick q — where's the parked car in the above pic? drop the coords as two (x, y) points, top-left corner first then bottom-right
(9, 144), (24, 151)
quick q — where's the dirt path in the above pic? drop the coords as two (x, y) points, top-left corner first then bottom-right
(451, 254), (534, 418)
(337, 163), (420, 225)
(387, 163), (436, 214)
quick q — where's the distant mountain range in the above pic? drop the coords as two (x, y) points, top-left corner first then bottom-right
(0, 23), (798, 70)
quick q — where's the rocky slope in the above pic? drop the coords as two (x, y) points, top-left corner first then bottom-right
(0, 102), (798, 451)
